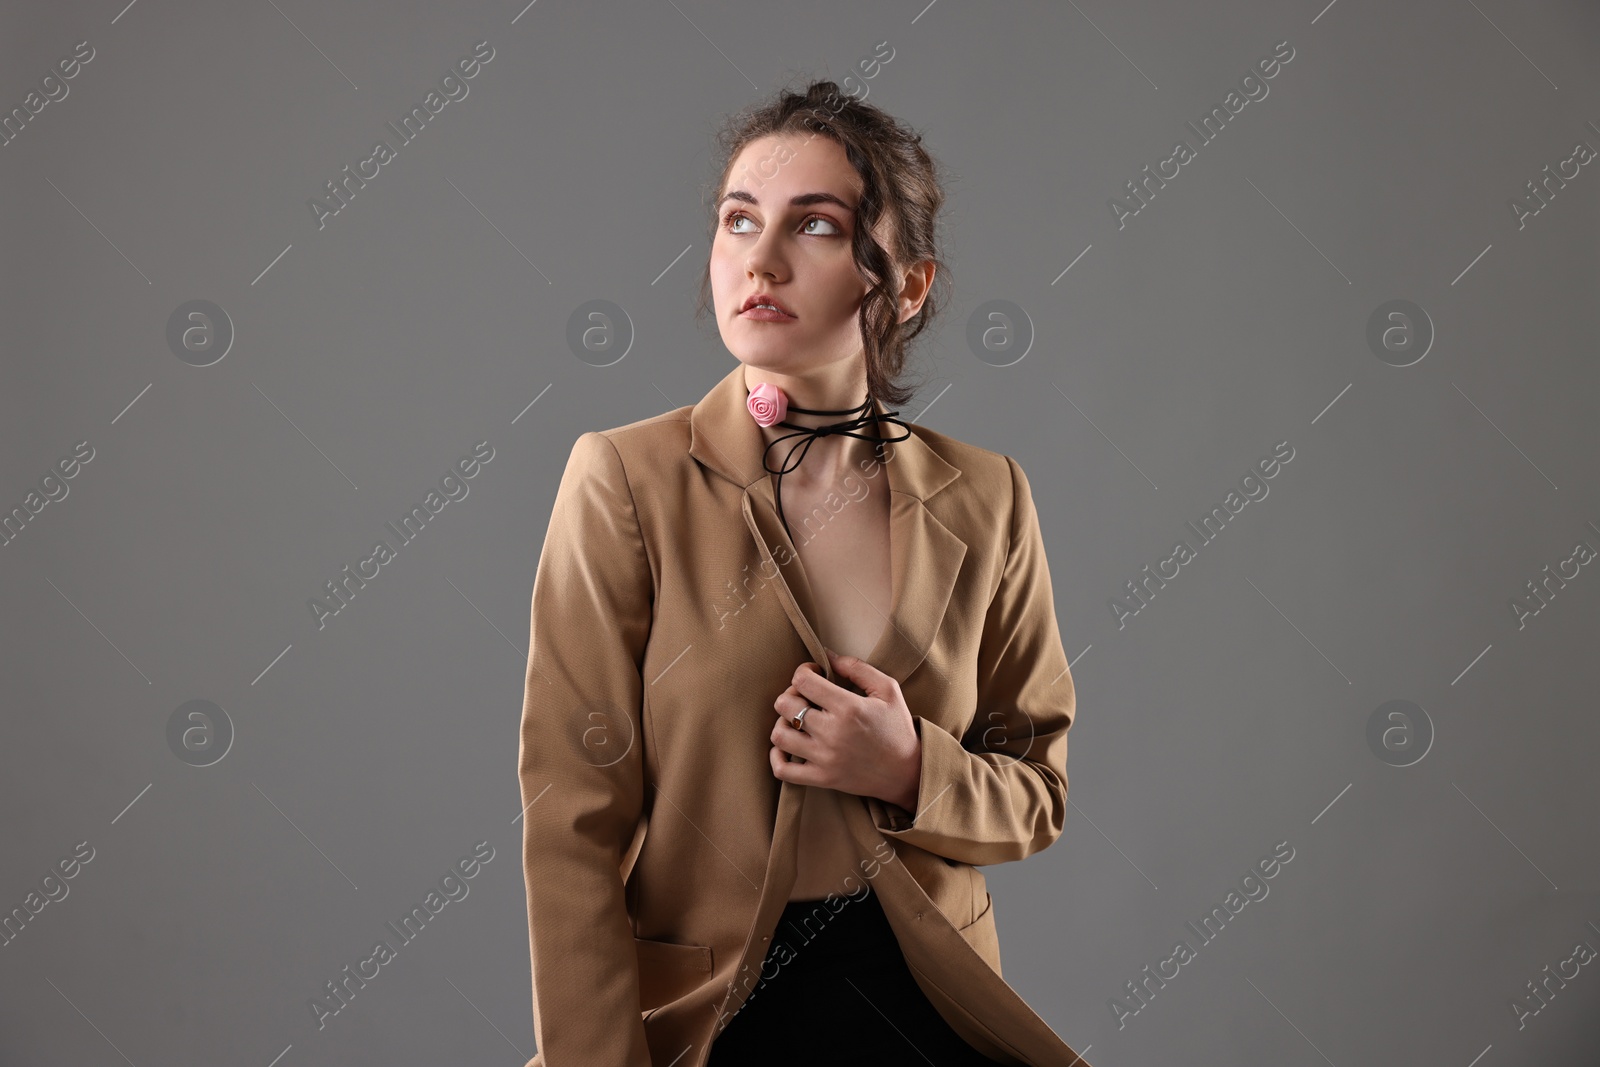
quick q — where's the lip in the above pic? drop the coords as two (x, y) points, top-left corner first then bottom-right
(740, 293), (796, 318)
(741, 306), (796, 322)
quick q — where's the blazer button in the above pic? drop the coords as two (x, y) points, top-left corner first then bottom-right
(915, 911), (923, 920)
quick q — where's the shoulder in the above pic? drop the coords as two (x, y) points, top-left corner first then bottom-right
(593, 405), (694, 444)
(562, 406), (693, 478)
(595, 405), (693, 455)
(583, 406), (692, 453)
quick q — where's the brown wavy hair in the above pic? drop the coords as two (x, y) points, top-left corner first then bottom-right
(695, 78), (951, 409)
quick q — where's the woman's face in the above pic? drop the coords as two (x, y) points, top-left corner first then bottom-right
(710, 133), (879, 378)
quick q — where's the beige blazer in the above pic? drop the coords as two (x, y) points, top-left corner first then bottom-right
(518, 362), (1088, 1066)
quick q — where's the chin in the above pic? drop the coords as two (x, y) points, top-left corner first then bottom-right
(721, 333), (803, 373)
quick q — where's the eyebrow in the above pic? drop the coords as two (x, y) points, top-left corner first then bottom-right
(718, 189), (858, 213)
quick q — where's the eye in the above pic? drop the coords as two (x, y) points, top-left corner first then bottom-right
(720, 211), (844, 237)
(801, 215), (842, 236)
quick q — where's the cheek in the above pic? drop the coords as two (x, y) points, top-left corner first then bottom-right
(814, 269), (868, 323)
(708, 249), (741, 302)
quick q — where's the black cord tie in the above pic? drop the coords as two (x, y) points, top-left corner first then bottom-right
(753, 393), (912, 541)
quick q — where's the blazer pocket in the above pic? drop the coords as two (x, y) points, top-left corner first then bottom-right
(956, 891), (1003, 978)
(634, 936), (714, 1011)
(959, 890), (993, 932)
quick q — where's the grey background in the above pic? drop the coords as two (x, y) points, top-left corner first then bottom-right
(3, 0), (1598, 1065)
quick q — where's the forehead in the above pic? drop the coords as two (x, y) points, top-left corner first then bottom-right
(723, 133), (862, 202)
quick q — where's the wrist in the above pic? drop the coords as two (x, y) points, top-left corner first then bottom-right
(891, 728), (923, 813)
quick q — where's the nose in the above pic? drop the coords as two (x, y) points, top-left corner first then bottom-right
(743, 232), (787, 281)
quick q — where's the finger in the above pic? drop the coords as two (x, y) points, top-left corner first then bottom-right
(825, 648), (884, 697)
(770, 743), (816, 780)
(770, 715), (818, 758)
(792, 663), (855, 709)
(770, 745), (796, 779)
(790, 661), (827, 695)
(787, 661), (822, 688)
(773, 690), (810, 719)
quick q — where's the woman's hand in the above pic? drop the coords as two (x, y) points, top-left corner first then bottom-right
(770, 648), (922, 812)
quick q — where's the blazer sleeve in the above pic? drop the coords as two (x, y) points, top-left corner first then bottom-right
(518, 431), (655, 1066)
(871, 455), (1075, 867)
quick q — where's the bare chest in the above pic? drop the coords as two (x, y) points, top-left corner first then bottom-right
(776, 472), (894, 663)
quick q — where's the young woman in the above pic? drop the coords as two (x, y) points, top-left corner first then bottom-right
(518, 81), (1087, 1067)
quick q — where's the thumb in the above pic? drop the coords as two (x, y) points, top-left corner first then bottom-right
(825, 647), (881, 695)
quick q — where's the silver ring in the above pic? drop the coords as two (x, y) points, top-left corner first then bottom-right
(788, 704), (813, 731)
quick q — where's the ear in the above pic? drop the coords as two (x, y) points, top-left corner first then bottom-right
(897, 259), (936, 323)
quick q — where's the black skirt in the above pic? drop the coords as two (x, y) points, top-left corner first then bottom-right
(708, 886), (1006, 1066)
